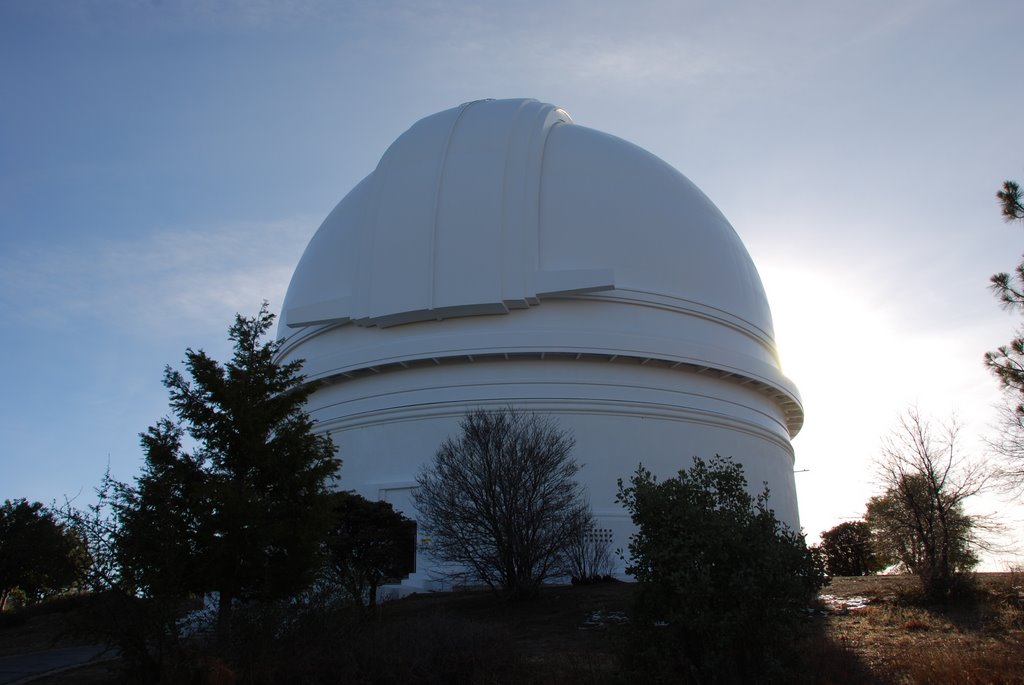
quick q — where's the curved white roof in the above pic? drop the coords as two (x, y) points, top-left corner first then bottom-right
(283, 98), (776, 333)
(280, 98), (802, 435)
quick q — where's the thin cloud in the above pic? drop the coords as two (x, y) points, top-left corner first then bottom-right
(1, 217), (314, 338)
(7, 0), (934, 94)
(392, 0), (938, 95)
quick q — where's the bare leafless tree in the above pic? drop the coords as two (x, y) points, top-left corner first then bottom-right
(562, 510), (616, 584)
(870, 408), (994, 599)
(413, 408), (589, 599)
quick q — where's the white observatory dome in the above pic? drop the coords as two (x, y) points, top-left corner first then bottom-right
(278, 98), (803, 588)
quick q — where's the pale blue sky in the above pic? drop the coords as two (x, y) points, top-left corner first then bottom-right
(2, 0), (1022, 564)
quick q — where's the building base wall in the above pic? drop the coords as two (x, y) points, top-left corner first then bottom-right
(305, 358), (799, 591)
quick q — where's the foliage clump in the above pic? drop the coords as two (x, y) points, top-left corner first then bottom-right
(616, 456), (825, 684)
(0, 499), (89, 610)
(323, 491), (416, 607)
(818, 520), (886, 576)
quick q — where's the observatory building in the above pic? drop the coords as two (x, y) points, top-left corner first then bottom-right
(277, 98), (803, 587)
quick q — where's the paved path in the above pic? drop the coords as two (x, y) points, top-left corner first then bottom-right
(0, 646), (113, 684)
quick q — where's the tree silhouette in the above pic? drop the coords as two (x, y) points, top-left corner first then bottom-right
(0, 499), (88, 609)
(986, 176), (1024, 496)
(617, 456), (824, 682)
(413, 408), (588, 599)
(870, 409), (988, 599)
(818, 521), (884, 576)
(323, 491), (416, 607)
(116, 303), (340, 637)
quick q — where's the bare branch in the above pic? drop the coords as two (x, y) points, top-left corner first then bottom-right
(413, 408), (590, 599)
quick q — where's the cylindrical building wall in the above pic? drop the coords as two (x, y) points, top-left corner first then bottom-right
(301, 355), (797, 587)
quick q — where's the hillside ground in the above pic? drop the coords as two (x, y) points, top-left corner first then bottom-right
(2, 573), (1021, 684)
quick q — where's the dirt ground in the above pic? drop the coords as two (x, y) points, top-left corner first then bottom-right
(5, 573), (1023, 684)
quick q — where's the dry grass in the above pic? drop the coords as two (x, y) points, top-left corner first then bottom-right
(821, 573), (1024, 684)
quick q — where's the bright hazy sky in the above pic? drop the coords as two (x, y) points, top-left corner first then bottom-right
(2, 0), (1022, 567)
